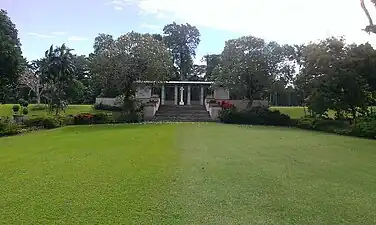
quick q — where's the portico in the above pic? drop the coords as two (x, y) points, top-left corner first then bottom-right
(136, 81), (222, 106)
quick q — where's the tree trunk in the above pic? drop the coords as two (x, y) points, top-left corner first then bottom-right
(36, 80), (41, 104)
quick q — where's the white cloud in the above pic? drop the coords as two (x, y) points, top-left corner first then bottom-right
(27, 32), (56, 39)
(106, 0), (131, 10)
(51, 31), (67, 35)
(123, 0), (376, 45)
(68, 36), (88, 41)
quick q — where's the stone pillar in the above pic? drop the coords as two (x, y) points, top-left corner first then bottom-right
(200, 86), (204, 105)
(187, 85), (191, 105)
(174, 85), (178, 105)
(179, 86), (184, 105)
(161, 85), (165, 105)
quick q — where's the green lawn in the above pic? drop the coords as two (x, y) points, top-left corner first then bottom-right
(1, 123), (376, 224)
(0, 104), (99, 117)
(271, 106), (308, 119)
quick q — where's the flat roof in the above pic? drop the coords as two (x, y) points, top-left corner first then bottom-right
(136, 80), (214, 85)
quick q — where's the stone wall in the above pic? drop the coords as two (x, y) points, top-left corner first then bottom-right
(135, 86), (151, 99)
(95, 98), (116, 106)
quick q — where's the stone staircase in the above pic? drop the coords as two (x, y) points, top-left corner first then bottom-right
(153, 105), (212, 122)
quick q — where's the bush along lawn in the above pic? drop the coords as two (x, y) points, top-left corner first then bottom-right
(0, 110), (145, 137)
(0, 101), (146, 137)
(218, 101), (376, 140)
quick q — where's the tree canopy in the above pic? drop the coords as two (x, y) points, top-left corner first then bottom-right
(163, 22), (200, 80)
(0, 9), (24, 103)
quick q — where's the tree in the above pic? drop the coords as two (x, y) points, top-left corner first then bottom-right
(187, 64), (206, 81)
(163, 22), (200, 80)
(90, 31), (173, 112)
(19, 60), (47, 104)
(361, 0), (376, 34)
(0, 9), (24, 103)
(299, 37), (374, 118)
(212, 36), (286, 102)
(66, 55), (92, 104)
(203, 54), (221, 81)
(42, 44), (75, 114)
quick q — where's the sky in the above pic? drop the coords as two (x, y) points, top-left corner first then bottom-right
(2, 0), (376, 64)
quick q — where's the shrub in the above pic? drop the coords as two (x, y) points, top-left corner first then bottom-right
(219, 107), (292, 126)
(73, 113), (94, 125)
(18, 98), (26, 106)
(93, 103), (122, 112)
(93, 112), (111, 124)
(22, 101), (29, 108)
(23, 116), (63, 129)
(296, 117), (316, 130)
(296, 117), (356, 137)
(0, 117), (21, 136)
(12, 105), (20, 113)
(218, 100), (235, 109)
(73, 113), (111, 125)
(350, 120), (376, 139)
(22, 107), (29, 115)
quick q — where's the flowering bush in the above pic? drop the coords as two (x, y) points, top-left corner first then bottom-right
(73, 113), (111, 125)
(218, 101), (235, 109)
(73, 113), (95, 125)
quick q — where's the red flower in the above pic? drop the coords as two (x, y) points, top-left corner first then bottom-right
(218, 101), (234, 109)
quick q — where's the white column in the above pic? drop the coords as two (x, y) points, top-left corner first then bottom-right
(174, 85), (178, 105)
(200, 86), (204, 105)
(187, 85), (191, 105)
(161, 85), (165, 105)
(179, 87), (184, 105)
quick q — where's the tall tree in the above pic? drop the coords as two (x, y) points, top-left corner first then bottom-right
(90, 32), (173, 111)
(212, 36), (285, 102)
(19, 60), (47, 104)
(163, 22), (200, 80)
(299, 37), (374, 118)
(42, 44), (75, 114)
(0, 10), (24, 103)
(203, 54), (221, 81)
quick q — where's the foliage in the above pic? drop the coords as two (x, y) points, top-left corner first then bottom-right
(212, 36), (294, 102)
(218, 100), (235, 109)
(73, 112), (111, 125)
(19, 61), (47, 104)
(23, 116), (63, 129)
(90, 31), (172, 116)
(163, 22), (201, 80)
(296, 116), (376, 139)
(41, 44), (75, 115)
(0, 10), (25, 103)
(0, 117), (20, 136)
(203, 54), (221, 81)
(12, 104), (20, 113)
(219, 107), (292, 126)
(298, 37), (375, 119)
(350, 120), (376, 139)
(22, 107), (28, 115)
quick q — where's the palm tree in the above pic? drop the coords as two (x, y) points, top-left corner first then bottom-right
(42, 44), (75, 114)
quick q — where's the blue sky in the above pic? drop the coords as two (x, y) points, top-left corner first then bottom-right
(2, 0), (376, 63)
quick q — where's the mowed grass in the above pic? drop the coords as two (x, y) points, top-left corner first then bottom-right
(1, 123), (376, 224)
(0, 104), (101, 117)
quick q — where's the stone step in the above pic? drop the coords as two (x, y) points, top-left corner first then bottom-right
(154, 105), (211, 122)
